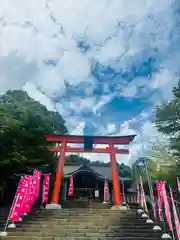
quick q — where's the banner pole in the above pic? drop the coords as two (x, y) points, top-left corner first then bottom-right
(0, 177), (23, 235)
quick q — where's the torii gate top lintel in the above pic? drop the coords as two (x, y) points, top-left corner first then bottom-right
(44, 134), (136, 145)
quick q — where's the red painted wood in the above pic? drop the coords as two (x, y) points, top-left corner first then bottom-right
(51, 141), (66, 204)
(109, 143), (121, 205)
(44, 134), (135, 145)
(48, 146), (129, 154)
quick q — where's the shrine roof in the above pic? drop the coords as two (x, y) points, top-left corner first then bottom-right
(63, 164), (132, 181)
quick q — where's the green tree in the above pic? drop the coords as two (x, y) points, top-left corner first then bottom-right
(147, 142), (179, 186)
(0, 90), (68, 189)
(65, 155), (90, 165)
(155, 80), (180, 183)
(155, 80), (180, 158)
(132, 142), (178, 187)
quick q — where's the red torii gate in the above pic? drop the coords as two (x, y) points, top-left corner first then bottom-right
(45, 134), (135, 208)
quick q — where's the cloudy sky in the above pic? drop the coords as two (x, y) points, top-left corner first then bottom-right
(0, 0), (180, 165)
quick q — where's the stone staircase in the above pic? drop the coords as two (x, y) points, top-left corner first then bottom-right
(62, 199), (112, 209)
(0, 205), (163, 240)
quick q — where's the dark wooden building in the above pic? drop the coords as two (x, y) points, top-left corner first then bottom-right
(61, 164), (133, 202)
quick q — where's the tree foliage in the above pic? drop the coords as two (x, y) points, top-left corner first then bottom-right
(154, 79), (180, 183)
(132, 142), (179, 187)
(155, 80), (180, 158)
(0, 90), (68, 188)
(147, 142), (178, 185)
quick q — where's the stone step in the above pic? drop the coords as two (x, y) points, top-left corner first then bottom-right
(31, 214), (136, 219)
(20, 221), (149, 227)
(7, 218), (146, 225)
(40, 208), (134, 210)
(62, 204), (112, 209)
(21, 214), (146, 220)
(26, 213), (139, 218)
(29, 212), (137, 216)
(30, 215), (138, 220)
(1, 213), (139, 220)
(32, 210), (136, 214)
(5, 232), (162, 238)
(62, 201), (112, 208)
(12, 224), (154, 230)
(8, 228), (160, 234)
(22, 219), (145, 224)
(26, 211), (139, 215)
(23, 216), (144, 221)
(37, 208), (135, 212)
(0, 236), (162, 240)
(21, 220), (146, 225)
(13, 220), (151, 227)
(37, 213), (138, 216)
(34, 212), (137, 216)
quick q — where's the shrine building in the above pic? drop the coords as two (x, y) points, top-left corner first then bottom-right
(61, 164), (132, 202)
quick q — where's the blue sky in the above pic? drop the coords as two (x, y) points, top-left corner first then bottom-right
(0, 0), (180, 164)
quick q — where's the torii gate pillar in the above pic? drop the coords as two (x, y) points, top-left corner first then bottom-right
(51, 141), (66, 206)
(109, 143), (121, 205)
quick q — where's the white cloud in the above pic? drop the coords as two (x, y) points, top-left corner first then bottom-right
(0, 0), (177, 96)
(93, 94), (114, 114)
(150, 64), (178, 101)
(127, 120), (167, 164)
(0, 0), (179, 166)
(151, 70), (173, 90)
(69, 97), (96, 112)
(57, 51), (91, 82)
(0, 53), (37, 94)
(107, 123), (116, 134)
(23, 82), (55, 111)
(119, 121), (136, 136)
(120, 85), (137, 98)
(70, 121), (85, 136)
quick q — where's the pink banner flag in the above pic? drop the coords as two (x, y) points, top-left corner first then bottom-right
(140, 176), (147, 212)
(26, 176), (34, 213)
(104, 177), (109, 202)
(9, 176), (29, 222)
(161, 181), (173, 232)
(156, 181), (164, 221)
(33, 170), (41, 202)
(20, 176), (31, 216)
(68, 175), (74, 197)
(23, 176), (33, 214)
(42, 174), (51, 204)
(170, 187), (180, 239)
(9, 172), (42, 223)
